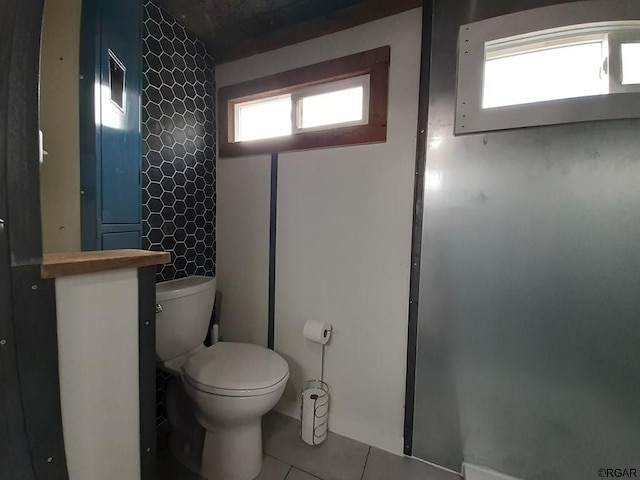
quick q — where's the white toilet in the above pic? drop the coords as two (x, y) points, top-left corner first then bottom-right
(155, 275), (289, 480)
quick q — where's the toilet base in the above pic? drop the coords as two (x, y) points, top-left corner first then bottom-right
(201, 420), (263, 480)
(165, 378), (269, 480)
(165, 378), (206, 476)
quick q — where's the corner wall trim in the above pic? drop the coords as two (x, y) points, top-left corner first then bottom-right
(138, 266), (157, 480)
(268, 153), (278, 349)
(403, 0), (434, 456)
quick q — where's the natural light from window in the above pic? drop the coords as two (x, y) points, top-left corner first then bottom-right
(236, 95), (292, 142)
(483, 40), (607, 109)
(234, 75), (370, 142)
(621, 43), (640, 85)
(299, 86), (364, 129)
(455, 13), (640, 135)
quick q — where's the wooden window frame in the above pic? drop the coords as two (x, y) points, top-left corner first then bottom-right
(218, 45), (390, 157)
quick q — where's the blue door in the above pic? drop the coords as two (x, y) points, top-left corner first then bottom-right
(80, 0), (142, 250)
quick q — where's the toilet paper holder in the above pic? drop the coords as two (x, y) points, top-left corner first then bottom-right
(302, 320), (333, 382)
(301, 320), (333, 445)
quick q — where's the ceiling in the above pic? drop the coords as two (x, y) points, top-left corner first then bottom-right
(152, 0), (422, 63)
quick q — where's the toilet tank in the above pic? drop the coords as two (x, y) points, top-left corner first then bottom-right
(156, 276), (216, 363)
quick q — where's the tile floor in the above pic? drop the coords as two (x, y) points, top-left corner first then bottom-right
(157, 411), (461, 480)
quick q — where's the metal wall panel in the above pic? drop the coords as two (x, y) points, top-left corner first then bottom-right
(0, 0), (69, 477)
(413, 1), (640, 479)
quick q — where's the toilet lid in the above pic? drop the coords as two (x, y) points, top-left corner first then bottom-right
(182, 342), (289, 392)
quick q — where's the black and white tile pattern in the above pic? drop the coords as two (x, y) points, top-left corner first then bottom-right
(142, 0), (216, 425)
(142, 0), (216, 282)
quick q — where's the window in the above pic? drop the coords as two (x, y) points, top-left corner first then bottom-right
(483, 35), (609, 109)
(455, 1), (640, 134)
(296, 75), (369, 130)
(108, 51), (126, 112)
(233, 75), (369, 142)
(218, 47), (389, 157)
(621, 43), (640, 85)
(481, 24), (640, 110)
(235, 95), (292, 142)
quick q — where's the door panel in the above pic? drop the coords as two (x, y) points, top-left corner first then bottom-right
(80, 0), (142, 250)
(102, 231), (141, 250)
(100, 0), (141, 225)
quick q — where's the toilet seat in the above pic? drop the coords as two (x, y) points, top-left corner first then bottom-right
(182, 342), (289, 398)
(183, 372), (288, 397)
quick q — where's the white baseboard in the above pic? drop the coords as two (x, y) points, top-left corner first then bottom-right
(463, 463), (524, 480)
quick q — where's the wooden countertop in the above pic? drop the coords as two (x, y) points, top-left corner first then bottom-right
(42, 249), (171, 279)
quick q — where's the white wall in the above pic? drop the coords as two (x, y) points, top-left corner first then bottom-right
(216, 9), (422, 454)
(216, 154), (272, 345)
(40, 0), (82, 253)
(56, 269), (140, 480)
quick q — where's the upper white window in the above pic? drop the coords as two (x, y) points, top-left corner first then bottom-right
(233, 75), (370, 143)
(455, 1), (640, 135)
(483, 34), (609, 109)
(482, 24), (640, 110)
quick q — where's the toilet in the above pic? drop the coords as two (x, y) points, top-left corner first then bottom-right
(155, 275), (289, 480)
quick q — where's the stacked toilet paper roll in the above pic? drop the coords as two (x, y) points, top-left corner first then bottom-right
(301, 381), (329, 445)
(303, 319), (332, 344)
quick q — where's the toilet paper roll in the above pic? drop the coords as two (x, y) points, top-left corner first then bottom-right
(301, 387), (329, 445)
(303, 319), (332, 345)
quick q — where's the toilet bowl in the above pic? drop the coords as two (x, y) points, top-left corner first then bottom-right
(155, 276), (289, 480)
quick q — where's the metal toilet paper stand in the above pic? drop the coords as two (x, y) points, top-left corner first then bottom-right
(300, 321), (332, 445)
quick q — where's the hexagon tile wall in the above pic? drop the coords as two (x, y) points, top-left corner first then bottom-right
(143, 0), (216, 426)
(143, 0), (216, 282)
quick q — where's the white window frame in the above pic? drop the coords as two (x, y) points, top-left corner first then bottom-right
(455, 0), (640, 135)
(292, 74), (370, 133)
(609, 31), (640, 91)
